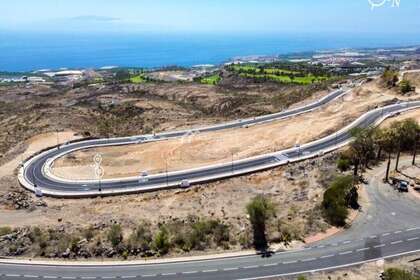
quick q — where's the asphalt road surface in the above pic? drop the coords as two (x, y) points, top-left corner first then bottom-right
(5, 91), (420, 279)
(4, 159), (420, 279)
(0, 228), (419, 279)
(21, 99), (420, 197)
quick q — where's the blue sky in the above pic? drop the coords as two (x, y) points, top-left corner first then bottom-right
(1, 0), (420, 34)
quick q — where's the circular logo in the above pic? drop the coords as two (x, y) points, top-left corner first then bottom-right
(368, 0), (400, 9)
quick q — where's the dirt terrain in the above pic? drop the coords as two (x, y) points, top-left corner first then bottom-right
(51, 80), (420, 180)
(403, 72), (420, 93)
(0, 77), (336, 246)
(0, 73), (419, 260)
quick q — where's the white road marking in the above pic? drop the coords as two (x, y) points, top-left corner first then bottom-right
(23, 276), (38, 279)
(342, 240), (352, 244)
(374, 244), (386, 248)
(339, 251), (353, 255)
(6, 275), (21, 278)
(263, 263), (278, 267)
(80, 277), (96, 279)
(43, 277), (58, 279)
(357, 247), (370, 252)
(394, 230), (402, 234)
(407, 237), (420, 241)
(382, 233), (390, 237)
(406, 227), (420, 232)
(161, 273), (176, 276)
(102, 277), (116, 279)
(236, 249), (420, 280)
(243, 265), (259, 269)
(301, 258), (316, 262)
(182, 271), (198, 274)
(141, 274), (157, 278)
(320, 254), (335, 259)
(121, 277), (137, 279)
(391, 240), (403, 245)
(283, 260), (297, 264)
(202, 269), (218, 273)
(317, 245), (325, 248)
(223, 267), (239, 271)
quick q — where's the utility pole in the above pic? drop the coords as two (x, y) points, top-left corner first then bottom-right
(231, 152), (234, 174)
(166, 159), (169, 187)
(413, 131), (418, 166)
(56, 129), (60, 149)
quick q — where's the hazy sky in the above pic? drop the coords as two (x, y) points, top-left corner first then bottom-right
(1, 0), (420, 34)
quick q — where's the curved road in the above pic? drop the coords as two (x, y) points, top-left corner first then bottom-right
(5, 89), (420, 278)
(20, 87), (350, 197)
(3, 159), (420, 279)
(20, 98), (420, 197)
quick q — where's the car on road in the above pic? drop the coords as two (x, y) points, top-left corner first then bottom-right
(395, 180), (409, 192)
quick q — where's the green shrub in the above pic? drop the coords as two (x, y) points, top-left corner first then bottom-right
(400, 80), (414, 94)
(382, 268), (420, 280)
(337, 156), (351, 172)
(107, 224), (123, 247)
(153, 226), (170, 255)
(246, 195), (276, 250)
(322, 176), (358, 227)
(297, 276), (308, 280)
(128, 222), (152, 252)
(169, 219), (229, 252)
(83, 226), (95, 241)
(0, 226), (12, 236)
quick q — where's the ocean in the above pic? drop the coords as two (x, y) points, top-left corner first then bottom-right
(1, 31), (420, 72)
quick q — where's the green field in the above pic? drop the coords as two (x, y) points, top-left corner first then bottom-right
(230, 64), (329, 85)
(199, 74), (221, 85)
(130, 74), (147, 84)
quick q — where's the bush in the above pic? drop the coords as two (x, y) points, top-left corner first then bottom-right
(382, 68), (399, 87)
(322, 176), (358, 227)
(107, 224), (123, 247)
(128, 222), (152, 252)
(170, 219), (230, 252)
(382, 268), (420, 280)
(153, 226), (170, 255)
(337, 156), (351, 172)
(0, 226), (12, 236)
(29, 227), (49, 254)
(83, 226), (95, 241)
(246, 195), (276, 250)
(400, 80), (414, 94)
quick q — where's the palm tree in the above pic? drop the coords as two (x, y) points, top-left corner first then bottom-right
(350, 127), (376, 169)
(381, 127), (397, 182)
(373, 128), (386, 160)
(413, 130), (419, 165)
(391, 119), (419, 171)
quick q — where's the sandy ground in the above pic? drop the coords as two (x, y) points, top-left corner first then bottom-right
(0, 131), (81, 179)
(380, 109), (420, 127)
(0, 138), (335, 242)
(404, 72), (420, 94)
(51, 81), (420, 180)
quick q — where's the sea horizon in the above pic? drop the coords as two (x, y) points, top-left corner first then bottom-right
(1, 30), (420, 72)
